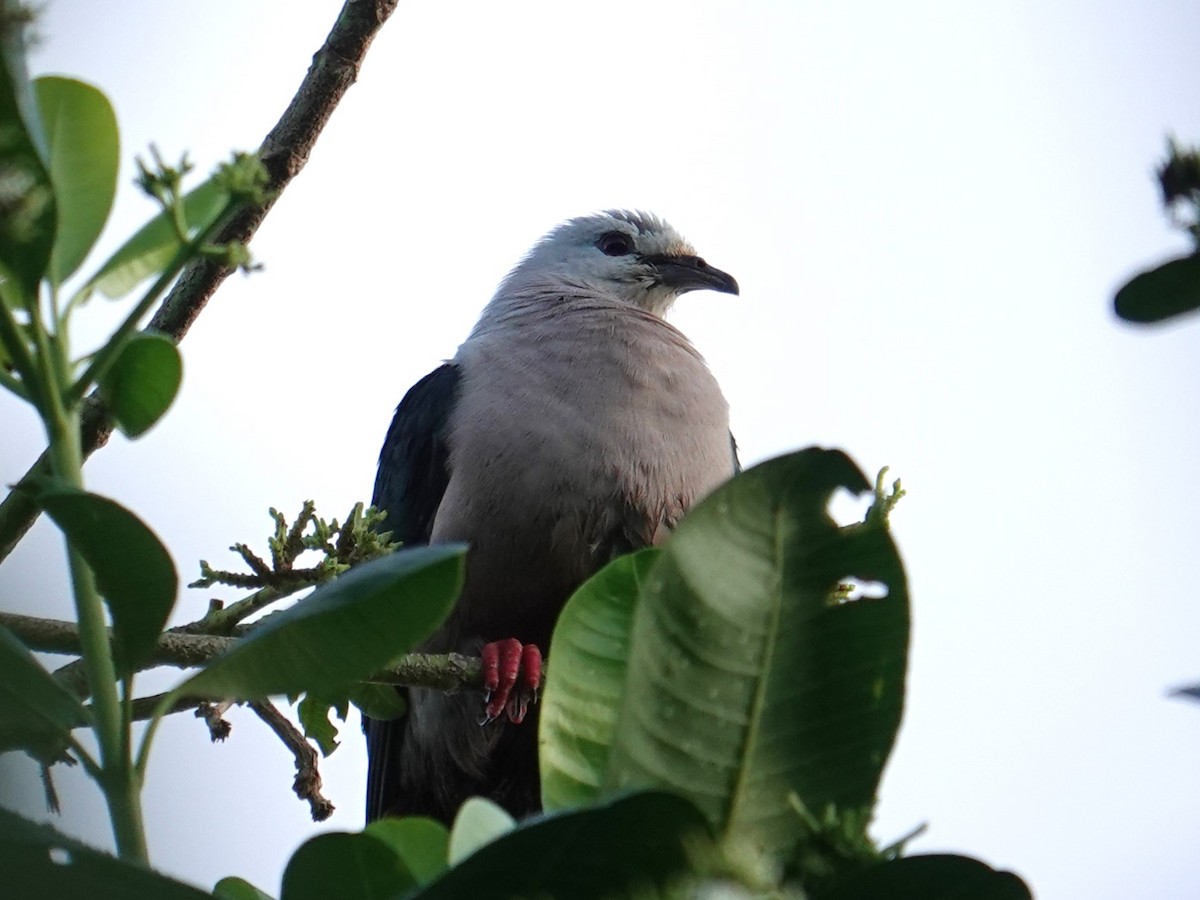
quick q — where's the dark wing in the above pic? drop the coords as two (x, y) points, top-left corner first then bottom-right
(730, 431), (742, 475)
(365, 363), (461, 823)
(371, 363), (461, 546)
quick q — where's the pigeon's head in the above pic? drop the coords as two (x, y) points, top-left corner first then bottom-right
(503, 210), (739, 316)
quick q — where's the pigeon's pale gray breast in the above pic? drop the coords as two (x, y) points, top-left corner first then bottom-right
(430, 294), (731, 638)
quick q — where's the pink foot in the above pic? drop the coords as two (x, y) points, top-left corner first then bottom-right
(480, 639), (543, 724)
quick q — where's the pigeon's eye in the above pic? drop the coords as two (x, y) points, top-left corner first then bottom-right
(596, 232), (635, 257)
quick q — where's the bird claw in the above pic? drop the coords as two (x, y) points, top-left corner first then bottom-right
(479, 639), (542, 725)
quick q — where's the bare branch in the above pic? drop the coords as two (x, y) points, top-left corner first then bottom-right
(248, 700), (334, 822)
(0, 610), (487, 695)
(0, 0), (401, 564)
(366, 649), (484, 693)
(3, 598), (480, 823)
(0, 611), (240, 668)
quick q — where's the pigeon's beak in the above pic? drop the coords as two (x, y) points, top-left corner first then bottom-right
(643, 254), (740, 296)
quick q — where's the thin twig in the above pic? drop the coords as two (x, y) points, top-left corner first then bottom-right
(0, 0), (401, 565)
(124, 691), (214, 724)
(248, 700), (334, 822)
(186, 584), (290, 634)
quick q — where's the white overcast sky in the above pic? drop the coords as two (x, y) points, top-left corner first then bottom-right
(2, 2), (1199, 897)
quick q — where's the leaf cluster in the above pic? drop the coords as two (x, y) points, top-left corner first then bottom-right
(4, 449), (1031, 899)
(0, 5), (469, 868)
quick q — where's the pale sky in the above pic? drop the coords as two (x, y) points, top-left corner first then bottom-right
(3, 2), (1200, 897)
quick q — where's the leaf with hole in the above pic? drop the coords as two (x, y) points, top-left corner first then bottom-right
(601, 448), (909, 872)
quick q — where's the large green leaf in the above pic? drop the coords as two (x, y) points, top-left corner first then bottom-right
(29, 481), (177, 674)
(1114, 253), (1200, 324)
(539, 549), (658, 811)
(414, 791), (709, 900)
(0, 16), (55, 297)
(34, 76), (119, 286)
(180, 545), (464, 699)
(98, 331), (183, 438)
(814, 853), (1032, 900)
(0, 624), (87, 756)
(601, 448), (909, 871)
(0, 807), (212, 900)
(280, 831), (417, 900)
(77, 178), (227, 302)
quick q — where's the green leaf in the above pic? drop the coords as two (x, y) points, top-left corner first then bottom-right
(417, 791), (710, 900)
(213, 877), (275, 900)
(346, 681), (407, 720)
(539, 549), (658, 811)
(180, 545), (464, 699)
(0, 17), (55, 297)
(446, 797), (515, 865)
(1114, 253), (1200, 323)
(601, 448), (910, 871)
(280, 831), (417, 900)
(0, 806), (213, 899)
(364, 817), (449, 886)
(98, 332), (182, 438)
(34, 77), (119, 286)
(0, 624), (87, 756)
(296, 693), (347, 756)
(813, 853), (1032, 900)
(28, 481), (177, 673)
(77, 178), (227, 302)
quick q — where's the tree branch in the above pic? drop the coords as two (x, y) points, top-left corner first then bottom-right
(123, 691), (219, 726)
(3, 611), (235, 666)
(0, 0), (401, 565)
(0, 610), (485, 693)
(6, 601), (483, 823)
(248, 700), (335, 822)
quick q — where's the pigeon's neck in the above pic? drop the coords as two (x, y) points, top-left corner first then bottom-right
(470, 278), (648, 337)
